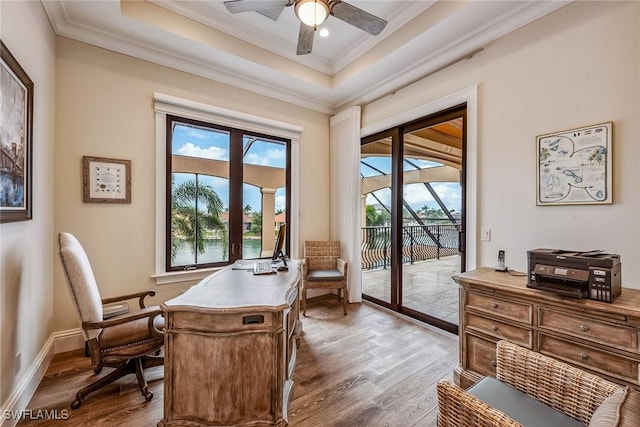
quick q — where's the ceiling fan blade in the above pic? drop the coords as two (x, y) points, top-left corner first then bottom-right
(223, 0), (288, 14)
(330, 1), (387, 35)
(256, 5), (286, 21)
(297, 23), (315, 55)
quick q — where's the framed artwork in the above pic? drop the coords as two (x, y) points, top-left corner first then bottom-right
(0, 40), (34, 223)
(83, 156), (131, 203)
(536, 122), (612, 206)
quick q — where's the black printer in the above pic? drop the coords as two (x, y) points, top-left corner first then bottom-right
(527, 249), (621, 303)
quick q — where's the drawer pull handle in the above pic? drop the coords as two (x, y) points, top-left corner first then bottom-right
(243, 315), (264, 325)
(491, 360), (497, 367)
(492, 326), (499, 332)
(491, 303), (499, 309)
(579, 325), (589, 332)
(580, 353), (589, 361)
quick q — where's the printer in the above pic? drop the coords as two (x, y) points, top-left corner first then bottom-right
(527, 249), (621, 303)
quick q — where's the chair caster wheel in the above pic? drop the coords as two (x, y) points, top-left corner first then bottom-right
(144, 391), (153, 402)
(71, 400), (81, 409)
(93, 366), (102, 375)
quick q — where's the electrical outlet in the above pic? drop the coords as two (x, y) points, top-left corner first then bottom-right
(15, 353), (21, 375)
(481, 228), (491, 241)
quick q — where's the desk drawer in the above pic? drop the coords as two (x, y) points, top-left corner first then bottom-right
(465, 333), (497, 378)
(539, 334), (639, 385)
(466, 313), (532, 348)
(539, 308), (639, 353)
(466, 292), (532, 324)
(171, 311), (276, 332)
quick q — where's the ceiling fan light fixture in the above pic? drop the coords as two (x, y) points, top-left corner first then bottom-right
(295, 0), (329, 27)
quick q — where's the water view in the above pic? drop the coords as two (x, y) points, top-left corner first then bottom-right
(173, 237), (262, 266)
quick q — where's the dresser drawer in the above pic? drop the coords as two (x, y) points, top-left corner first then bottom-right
(466, 292), (533, 324)
(539, 334), (639, 385)
(539, 308), (639, 353)
(465, 333), (497, 378)
(466, 313), (532, 348)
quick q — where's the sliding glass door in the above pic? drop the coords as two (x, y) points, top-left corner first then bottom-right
(361, 106), (466, 334)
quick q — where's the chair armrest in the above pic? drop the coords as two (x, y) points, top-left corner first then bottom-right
(336, 258), (348, 275)
(495, 340), (622, 424)
(437, 380), (522, 427)
(83, 306), (163, 330)
(102, 289), (156, 309)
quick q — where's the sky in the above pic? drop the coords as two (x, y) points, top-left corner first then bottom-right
(171, 123), (287, 213)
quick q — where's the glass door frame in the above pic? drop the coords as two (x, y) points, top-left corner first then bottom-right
(361, 105), (467, 335)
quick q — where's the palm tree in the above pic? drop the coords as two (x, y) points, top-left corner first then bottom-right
(171, 179), (227, 262)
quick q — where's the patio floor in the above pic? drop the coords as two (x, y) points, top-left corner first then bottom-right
(361, 255), (461, 325)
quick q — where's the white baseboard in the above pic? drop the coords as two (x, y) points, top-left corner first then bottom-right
(52, 328), (84, 354)
(0, 329), (84, 427)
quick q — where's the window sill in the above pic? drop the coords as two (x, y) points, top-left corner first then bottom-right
(151, 267), (222, 285)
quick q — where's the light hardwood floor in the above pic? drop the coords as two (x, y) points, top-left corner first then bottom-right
(18, 296), (458, 426)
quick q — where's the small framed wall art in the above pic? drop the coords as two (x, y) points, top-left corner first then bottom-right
(83, 156), (131, 203)
(1, 40), (34, 223)
(536, 122), (612, 206)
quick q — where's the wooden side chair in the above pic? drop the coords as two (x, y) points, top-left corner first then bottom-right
(58, 232), (164, 408)
(301, 240), (348, 316)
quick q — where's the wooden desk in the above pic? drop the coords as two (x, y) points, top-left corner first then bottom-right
(158, 261), (301, 427)
(454, 267), (640, 390)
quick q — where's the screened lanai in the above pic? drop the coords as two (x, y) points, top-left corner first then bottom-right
(360, 115), (464, 329)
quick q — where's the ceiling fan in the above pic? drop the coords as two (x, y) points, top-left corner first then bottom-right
(222, 0), (387, 55)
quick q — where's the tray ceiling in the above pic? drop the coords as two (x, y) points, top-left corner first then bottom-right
(43, 0), (571, 114)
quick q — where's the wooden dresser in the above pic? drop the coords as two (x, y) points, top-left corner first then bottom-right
(159, 261), (301, 427)
(454, 267), (640, 390)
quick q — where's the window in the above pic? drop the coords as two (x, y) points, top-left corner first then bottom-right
(154, 94), (301, 283)
(167, 115), (290, 271)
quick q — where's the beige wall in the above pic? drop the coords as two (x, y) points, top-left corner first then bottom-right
(54, 37), (330, 332)
(362, 1), (640, 284)
(0, 1), (56, 406)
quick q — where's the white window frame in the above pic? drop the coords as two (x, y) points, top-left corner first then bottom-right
(152, 93), (302, 285)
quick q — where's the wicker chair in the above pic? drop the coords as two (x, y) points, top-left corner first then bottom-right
(301, 241), (348, 316)
(437, 340), (624, 427)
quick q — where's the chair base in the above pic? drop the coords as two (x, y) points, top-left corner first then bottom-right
(71, 354), (164, 409)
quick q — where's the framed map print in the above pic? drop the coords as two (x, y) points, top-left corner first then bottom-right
(83, 156), (131, 203)
(537, 122), (612, 206)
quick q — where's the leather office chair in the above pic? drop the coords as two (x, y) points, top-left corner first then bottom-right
(301, 241), (348, 316)
(58, 232), (164, 408)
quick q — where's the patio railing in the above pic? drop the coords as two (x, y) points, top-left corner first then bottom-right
(361, 223), (460, 269)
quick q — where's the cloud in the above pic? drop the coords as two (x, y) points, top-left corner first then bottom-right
(186, 129), (212, 140)
(366, 183), (461, 211)
(243, 146), (286, 167)
(176, 142), (229, 160)
(244, 152), (271, 166)
(403, 183), (435, 206)
(265, 148), (285, 161)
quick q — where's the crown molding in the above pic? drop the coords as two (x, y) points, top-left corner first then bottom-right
(42, 0), (572, 115)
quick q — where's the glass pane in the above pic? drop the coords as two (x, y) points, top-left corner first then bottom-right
(401, 118), (463, 325)
(171, 172), (196, 267)
(197, 174), (229, 264)
(361, 138), (392, 304)
(243, 136), (287, 259)
(170, 122), (230, 268)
